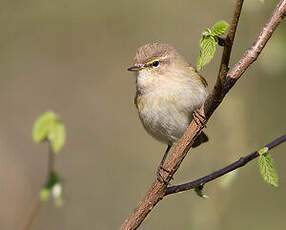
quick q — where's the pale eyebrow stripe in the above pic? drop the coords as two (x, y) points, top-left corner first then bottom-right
(144, 55), (168, 65)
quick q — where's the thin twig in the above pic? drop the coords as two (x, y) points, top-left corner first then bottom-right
(21, 198), (42, 230)
(46, 144), (55, 183)
(211, 0), (244, 112)
(120, 0), (286, 229)
(21, 143), (55, 230)
(219, 0), (244, 80)
(165, 134), (286, 196)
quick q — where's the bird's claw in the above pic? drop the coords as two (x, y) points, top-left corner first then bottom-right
(156, 166), (173, 185)
(193, 110), (207, 128)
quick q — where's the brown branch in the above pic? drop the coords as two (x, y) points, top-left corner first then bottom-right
(216, 0), (244, 87)
(120, 0), (244, 228)
(120, 1), (286, 229)
(165, 134), (286, 196)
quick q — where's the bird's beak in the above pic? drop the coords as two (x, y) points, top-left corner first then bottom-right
(127, 65), (144, 72)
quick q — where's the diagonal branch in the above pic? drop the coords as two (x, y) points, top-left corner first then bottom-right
(120, 1), (286, 229)
(121, 0), (244, 228)
(165, 134), (286, 196)
(21, 144), (55, 230)
(215, 0), (244, 97)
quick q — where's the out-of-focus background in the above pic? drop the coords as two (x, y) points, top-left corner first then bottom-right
(0, 0), (285, 229)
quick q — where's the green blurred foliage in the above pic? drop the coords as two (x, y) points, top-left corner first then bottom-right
(32, 110), (66, 153)
(0, 0), (285, 230)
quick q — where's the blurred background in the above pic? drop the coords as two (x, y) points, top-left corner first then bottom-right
(0, 0), (285, 229)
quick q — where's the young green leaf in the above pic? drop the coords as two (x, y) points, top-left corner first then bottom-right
(202, 28), (212, 37)
(32, 110), (66, 153)
(194, 185), (208, 199)
(40, 188), (51, 202)
(258, 147), (269, 155)
(47, 120), (66, 153)
(258, 152), (278, 187)
(32, 111), (57, 142)
(196, 36), (216, 71)
(40, 172), (64, 205)
(196, 20), (229, 71)
(211, 20), (229, 36)
(45, 171), (61, 189)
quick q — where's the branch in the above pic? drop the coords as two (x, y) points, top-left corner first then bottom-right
(165, 134), (286, 196)
(217, 0), (244, 82)
(121, 0), (244, 228)
(21, 144), (55, 230)
(120, 1), (286, 229)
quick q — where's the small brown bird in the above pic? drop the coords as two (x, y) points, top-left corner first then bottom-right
(128, 42), (208, 183)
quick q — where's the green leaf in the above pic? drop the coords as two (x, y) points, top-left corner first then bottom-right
(211, 20), (229, 36)
(202, 28), (212, 37)
(196, 20), (228, 71)
(40, 188), (51, 202)
(40, 174), (64, 206)
(196, 36), (216, 71)
(32, 110), (66, 153)
(258, 147), (269, 155)
(194, 185), (208, 199)
(32, 111), (57, 142)
(45, 171), (61, 189)
(47, 120), (66, 153)
(258, 152), (278, 187)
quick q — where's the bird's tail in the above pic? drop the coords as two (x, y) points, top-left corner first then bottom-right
(191, 131), (209, 148)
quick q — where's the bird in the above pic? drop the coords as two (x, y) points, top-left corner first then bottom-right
(128, 42), (209, 184)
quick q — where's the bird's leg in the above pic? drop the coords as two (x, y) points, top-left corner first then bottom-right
(157, 144), (172, 185)
(192, 109), (207, 128)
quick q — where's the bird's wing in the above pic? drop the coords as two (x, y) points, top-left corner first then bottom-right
(188, 66), (208, 87)
(197, 73), (208, 87)
(134, 91), (140, 109)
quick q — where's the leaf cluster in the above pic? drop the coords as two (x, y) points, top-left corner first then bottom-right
(32, 110), (66, 153)
(197, 20), (229, 71)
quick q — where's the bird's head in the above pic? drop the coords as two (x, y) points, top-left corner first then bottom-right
(128, 42), (190, 93)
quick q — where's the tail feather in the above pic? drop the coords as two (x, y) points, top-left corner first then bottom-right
(191, 132), (209, 148)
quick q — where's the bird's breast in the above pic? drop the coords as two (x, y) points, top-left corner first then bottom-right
(135, 82), (207, 144)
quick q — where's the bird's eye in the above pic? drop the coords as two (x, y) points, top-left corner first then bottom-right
(152, 60), (159, 68)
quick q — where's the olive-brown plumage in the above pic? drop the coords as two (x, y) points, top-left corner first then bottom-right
(129, 42), (208, 145)
(128, 42), (209, 183)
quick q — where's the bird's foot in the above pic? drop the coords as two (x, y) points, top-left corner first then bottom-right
(156, 166), (172, 185)
(193, 110), (207, 128)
